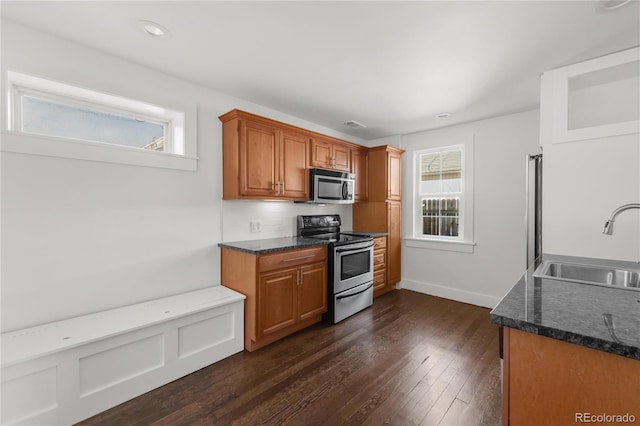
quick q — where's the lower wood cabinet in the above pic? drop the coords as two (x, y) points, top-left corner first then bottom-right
(221, 245), (327, 351)
(372, 236), (388, 296)
(353, 200), (402, 297)
(503, 327), (640, 425)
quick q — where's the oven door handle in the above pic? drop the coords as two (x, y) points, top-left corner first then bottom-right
(334, 241), (374, 252)
(336, 283), (374, 300)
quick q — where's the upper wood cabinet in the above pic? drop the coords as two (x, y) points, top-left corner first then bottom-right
(367, 145), (404, 202)
(220, 109), (362, 201)
(351, 147), (368, 201)
(310, 136), (351, 172)
(221, 110), (309, 201)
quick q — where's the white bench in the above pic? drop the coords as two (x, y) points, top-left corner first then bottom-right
(1, 286), (245, 425)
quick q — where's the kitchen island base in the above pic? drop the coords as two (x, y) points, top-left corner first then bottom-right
(503, 327), (640, 426)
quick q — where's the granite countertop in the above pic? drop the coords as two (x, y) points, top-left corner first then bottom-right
(218, 237), (329, 254)
(343, 230), (388, 238)
(490, 254), (640, 360)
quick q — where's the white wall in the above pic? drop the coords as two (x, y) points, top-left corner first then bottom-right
(541, 55), (640, 262)
(400, 110), (540, 308)
(0, 20), (364, 333)
(542, 135), (640, 261)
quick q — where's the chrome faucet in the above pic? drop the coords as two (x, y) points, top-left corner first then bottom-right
(602, 203), (640, 235)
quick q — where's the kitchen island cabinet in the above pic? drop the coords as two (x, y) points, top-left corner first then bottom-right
(502, 327), (639, 426)
(221, 243), (328, 351)
(491, 254), (640, 425)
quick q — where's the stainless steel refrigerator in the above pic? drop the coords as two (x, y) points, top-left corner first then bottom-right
(500, 152), (542, 392)
(525, 153), (543, 267)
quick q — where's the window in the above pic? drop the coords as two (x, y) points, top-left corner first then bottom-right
(416, 146), (464, 239)
(20, 94), (169, 152)
(4, 71), (196, 170)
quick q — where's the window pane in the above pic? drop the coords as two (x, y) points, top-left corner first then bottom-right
(421, 197), (459, 237)
(420, 153), (442, 194)
(441, 150), (462, 193)
(22, 96), (165, 150)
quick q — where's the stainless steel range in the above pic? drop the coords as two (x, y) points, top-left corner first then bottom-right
(297, 214), (374, 323)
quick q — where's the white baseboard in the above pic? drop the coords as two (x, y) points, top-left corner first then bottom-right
(1, 286), (245, 425)
(399, 279), (501, 309)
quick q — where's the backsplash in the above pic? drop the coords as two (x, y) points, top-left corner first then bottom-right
(221, 200), (353, 242)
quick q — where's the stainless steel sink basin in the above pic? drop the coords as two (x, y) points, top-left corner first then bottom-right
(534, 261), (640, 290)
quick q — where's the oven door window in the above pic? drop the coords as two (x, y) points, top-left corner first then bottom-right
(340, 250), (371, 280)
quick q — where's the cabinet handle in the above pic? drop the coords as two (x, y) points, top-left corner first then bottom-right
(281, 181), (285, 194)
(283, 255), (315, 262)
(272, 182), (278, 195)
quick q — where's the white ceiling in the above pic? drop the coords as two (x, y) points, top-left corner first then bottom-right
(2, 1), (639, 140)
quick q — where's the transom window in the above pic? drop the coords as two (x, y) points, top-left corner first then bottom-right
(415, 146), (464, 239)
(6, 71), (186, 156)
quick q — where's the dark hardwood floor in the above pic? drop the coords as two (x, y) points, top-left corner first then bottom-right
(78, 290), (502, 426)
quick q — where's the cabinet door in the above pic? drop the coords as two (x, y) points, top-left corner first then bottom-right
(258, 268), (297, 337)
(239, 120), (278, 197)
(332, 143), (351, 171)
(388, 151), (402, 200)
(280, 131), (309, 200)
(387, 201), (402, 285)
(299, 262), (327, 321)
(351, 148), (368, 201)
(310, 137), (332, 169)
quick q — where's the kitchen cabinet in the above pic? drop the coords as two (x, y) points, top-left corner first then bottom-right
(220, 110), (309, 201)
(310, 136), (351, 171)
(367, 145), (403, 201)
(502, 327), (640, 425)
(221, 245), (327, 351)
(351, 147), (368, 201)
(354, 201), (401, 296)
(540, 46), (639, 145)
(353, 144), (404, 296)
(372, 236), (387, 295)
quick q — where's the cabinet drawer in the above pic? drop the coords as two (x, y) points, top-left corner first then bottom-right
(373, 270), (386, 290)
(258, 246), (327, 273)
(373, 252), (386, 270)
(374, 237), (387, 250)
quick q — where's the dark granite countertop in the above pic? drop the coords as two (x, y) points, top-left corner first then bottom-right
(490, 254), (640, 360)
(343, 230), (388, 238)
(218, 237), (329, 254)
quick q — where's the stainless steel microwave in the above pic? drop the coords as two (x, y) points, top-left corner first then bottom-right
(309, 168), (355, 204)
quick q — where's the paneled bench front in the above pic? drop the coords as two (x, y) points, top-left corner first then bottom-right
(1, 286), (245, 425)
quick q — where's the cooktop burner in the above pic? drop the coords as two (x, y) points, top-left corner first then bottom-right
(309, 233), (369, 244)
(296, 214), (372, 246)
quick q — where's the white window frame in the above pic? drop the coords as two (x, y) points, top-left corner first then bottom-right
(406, 137), (475, 253)
(415, 145), (465, 241)
(2, 71), (197, 171)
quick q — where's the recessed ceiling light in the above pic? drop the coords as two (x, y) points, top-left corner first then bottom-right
(136, 20), (171, 39)
(435, 112), (451, 119)
(599, 0), (631, 10)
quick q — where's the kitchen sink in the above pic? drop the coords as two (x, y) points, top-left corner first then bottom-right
(534, 261), (640, 290)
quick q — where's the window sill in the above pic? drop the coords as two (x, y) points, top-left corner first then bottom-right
(1, 131), (198, 171)
(405, 237), (476, 253)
